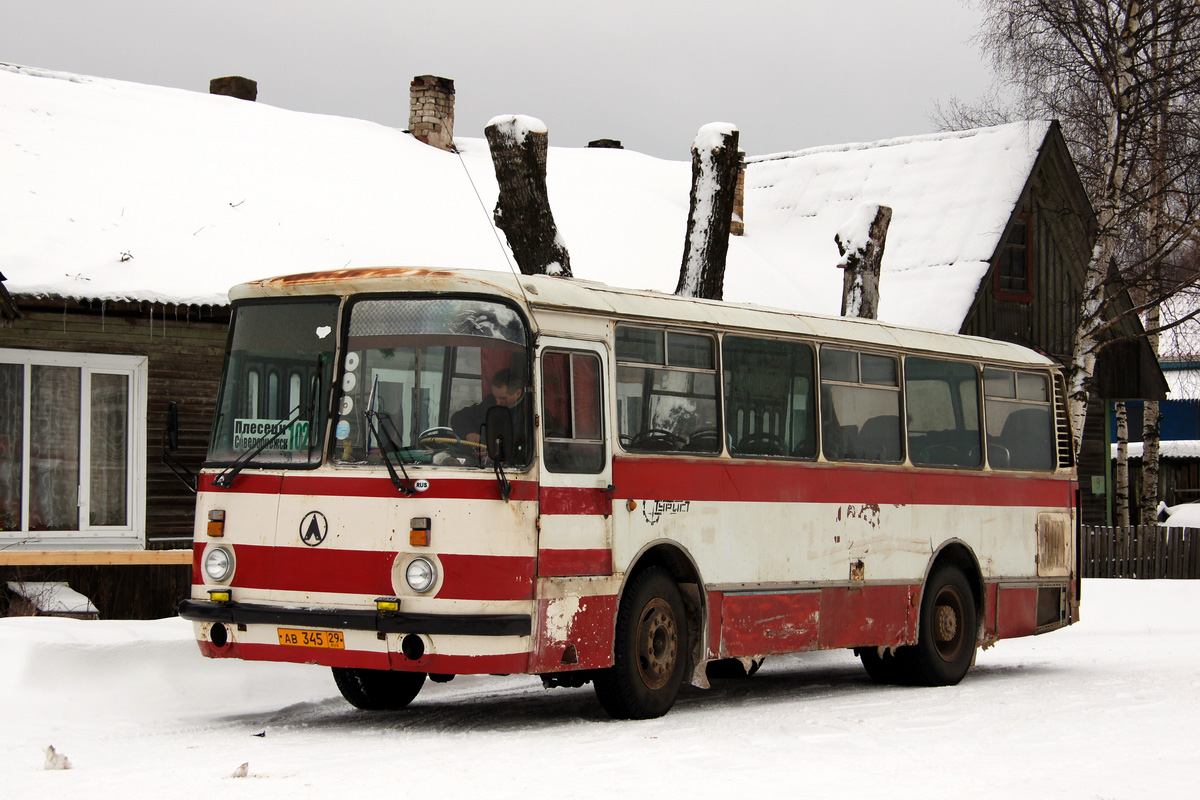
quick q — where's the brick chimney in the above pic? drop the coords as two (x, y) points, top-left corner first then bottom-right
(409, 76), (455, 151)
(209, 76), (257, 101)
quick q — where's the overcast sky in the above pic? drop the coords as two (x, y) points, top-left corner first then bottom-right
(1, 0), (994, 160)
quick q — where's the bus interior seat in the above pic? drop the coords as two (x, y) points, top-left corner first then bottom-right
(823, 423), (857, 460)
(857, 415), (901, 462)
(734, 431), (788, 456)
(998, 408), (1053, 470)
(684, 429), (721, 453)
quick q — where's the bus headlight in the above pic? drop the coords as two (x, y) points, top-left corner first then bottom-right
(405, 557), (437, 593)
(204, 547), (234, 583)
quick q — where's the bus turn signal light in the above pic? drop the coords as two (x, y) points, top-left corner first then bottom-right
(410, 517), (431, 547)
(207, 509), (226, 537)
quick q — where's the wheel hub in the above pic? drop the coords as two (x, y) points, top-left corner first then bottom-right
(935, 605), (958, 642)
(932, 585), (966, 661)
(635, 598), (678, 690)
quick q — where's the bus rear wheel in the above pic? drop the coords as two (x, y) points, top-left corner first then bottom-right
(857, 646), (912, 685)
(906, 563), (977, 686)
(594, 567), (689, 719)
(332, 667), (426, 710)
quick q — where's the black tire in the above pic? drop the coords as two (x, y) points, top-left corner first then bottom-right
(906, 563), (977, 686)
(332, 667), (426, 710)
(594, 567), (689, 719)
(857, 646), (913, 685)
(705, 657), (763, 680)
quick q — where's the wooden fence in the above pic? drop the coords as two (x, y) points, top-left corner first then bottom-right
(1081, 525), (1200, 579)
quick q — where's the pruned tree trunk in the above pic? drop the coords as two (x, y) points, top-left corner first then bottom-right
(484, 115), (571, 277)
(836, 204), (892, 319)
(1115, 400), (1130, 526)
(676, 123), (740, 300)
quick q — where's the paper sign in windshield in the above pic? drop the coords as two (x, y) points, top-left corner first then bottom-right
(233, 418), (311, 451)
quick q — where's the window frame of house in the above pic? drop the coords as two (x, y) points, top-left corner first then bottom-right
(0, 348), (148, 548)
(993, 211), (1034, 302)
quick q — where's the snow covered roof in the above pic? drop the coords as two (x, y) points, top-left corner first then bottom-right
(1156, 293), (1200, 362)
(739, 122), (1051, 331)
(1112, 440), (1200, 459)
(1165, 367), (1200, 401)
(1, 64), (1051, 333)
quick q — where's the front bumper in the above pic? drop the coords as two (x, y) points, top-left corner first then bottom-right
(177, 599), (531, 637)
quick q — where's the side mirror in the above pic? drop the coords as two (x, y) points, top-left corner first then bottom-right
(484, 405), (514, 463)
(161, 401), (197, 493)
(165, 401), (180, 452)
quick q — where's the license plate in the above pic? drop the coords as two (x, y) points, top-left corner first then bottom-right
(277, 628), (345, 649)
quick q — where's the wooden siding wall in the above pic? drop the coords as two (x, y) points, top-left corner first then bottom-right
(0, 298), (230, 546)
(1078, 400), (1109, 525)
(960, 145), (1090, 364)
(1117, 457), (1200, 524)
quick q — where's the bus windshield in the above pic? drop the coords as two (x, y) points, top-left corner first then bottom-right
(332, 296), (530, 468)
(207, 299), (339, 466)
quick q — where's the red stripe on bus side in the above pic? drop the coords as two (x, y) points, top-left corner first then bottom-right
(539, 486), (612, 516)
(612, 457), (1074, 508)
(440, 552), (536, 601)
(996, 585), (1038, 639)
(219, 545), (534, 601)
(389, 650), (531, 675)
(537, 548), (612, 577)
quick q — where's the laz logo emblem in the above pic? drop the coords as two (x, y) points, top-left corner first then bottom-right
(299, 511), (329, 546)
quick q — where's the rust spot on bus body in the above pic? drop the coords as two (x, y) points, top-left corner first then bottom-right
(258, 267), (459, 288)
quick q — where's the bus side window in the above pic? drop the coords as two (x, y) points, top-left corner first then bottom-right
(616, 327), (719, 454)
(983, 368), (1054, 471)
(819, 348), (902, 463)
(724, 335), (816, 458)
(542, 351), (604, 473)
(905, 357), (982, 468)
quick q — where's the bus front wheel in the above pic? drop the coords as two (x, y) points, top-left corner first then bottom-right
(907, 563), (977, 686)
(332, 667), (426, 710)
(594, 567), (689, 719)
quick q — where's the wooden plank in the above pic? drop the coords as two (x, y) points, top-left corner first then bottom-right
(0, 550), (193, 566)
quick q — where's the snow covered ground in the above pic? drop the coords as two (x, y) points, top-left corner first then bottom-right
(2, 579), (1196, 799)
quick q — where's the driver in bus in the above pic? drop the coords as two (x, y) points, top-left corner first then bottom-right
(451, 368), (528, 457)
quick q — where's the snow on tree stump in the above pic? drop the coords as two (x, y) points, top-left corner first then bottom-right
(676, 123), (740, 300)
(836, 204), (892, 320)
(484, 115), (572, 277)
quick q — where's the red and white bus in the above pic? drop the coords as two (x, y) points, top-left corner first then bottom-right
(179, 267), (1079, 719)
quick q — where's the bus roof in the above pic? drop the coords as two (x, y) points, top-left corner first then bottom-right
(229, 267), (1057, 368)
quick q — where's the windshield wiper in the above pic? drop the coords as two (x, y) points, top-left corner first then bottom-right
(213, 368), (320, 489)
(212, 406), (307, 489)
(364, 375), (417, 496)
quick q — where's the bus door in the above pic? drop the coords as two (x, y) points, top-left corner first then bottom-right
(533, 340), (615, 671)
